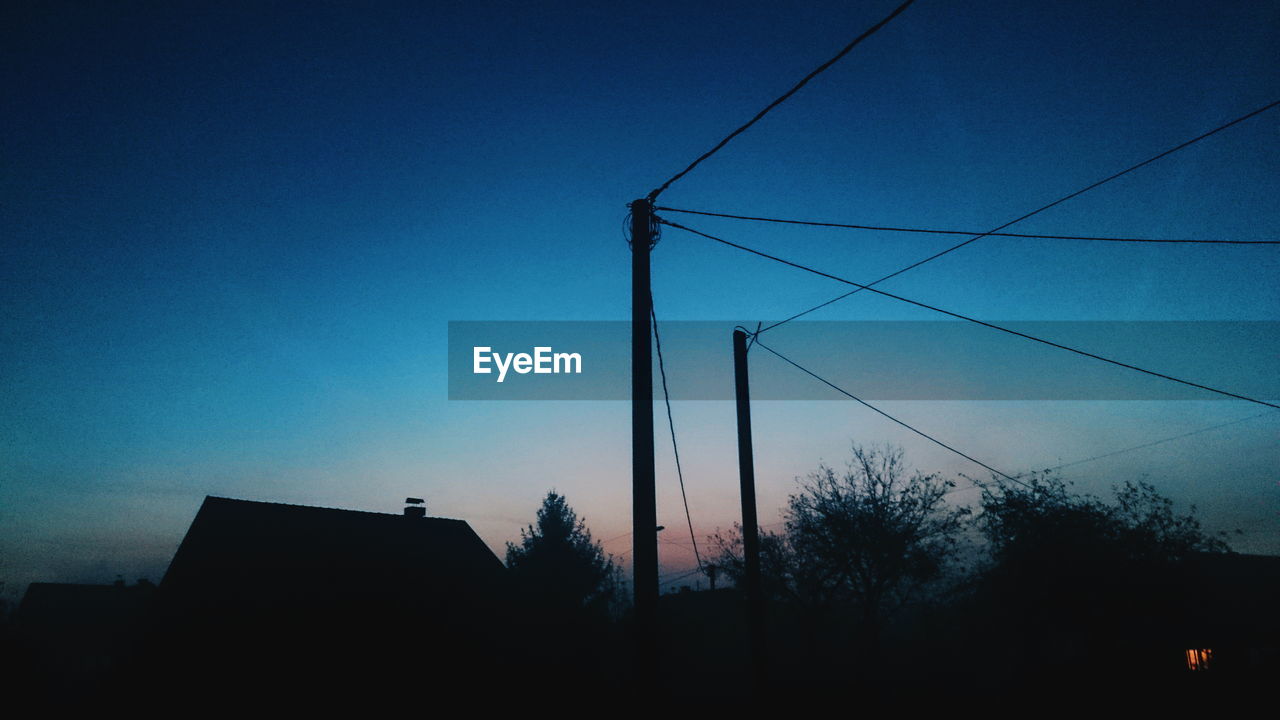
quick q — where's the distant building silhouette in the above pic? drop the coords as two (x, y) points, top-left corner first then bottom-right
(14, 579), (154, 692)
(1178, 551), (1280, 674)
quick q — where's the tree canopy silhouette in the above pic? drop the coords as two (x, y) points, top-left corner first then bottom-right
(979, 472), (1230, 590)
(974, 472), (1233, 678)
(710, 444), (970, 657)
(505, 491), (620, 615)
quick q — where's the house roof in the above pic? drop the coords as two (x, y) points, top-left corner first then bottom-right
(158, 496), (506, 615)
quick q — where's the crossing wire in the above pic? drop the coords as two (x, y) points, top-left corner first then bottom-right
(751, 336), (1026, 487)
(654, 206), (1280, 245)
(748, 98), (1280, 334)
(661, 218), (1280, 411)
(1040, 409), (1279, 474)
(945, 410), (1278, 497)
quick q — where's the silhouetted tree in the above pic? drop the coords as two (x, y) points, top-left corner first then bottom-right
(789, 445), (970, 651)
(705, 523), (795, 601)
(505, 491), (620, 616)
(979, 472), (1230, 585)
(975, 472), (1232, 678)
(710, 444), (970, 659)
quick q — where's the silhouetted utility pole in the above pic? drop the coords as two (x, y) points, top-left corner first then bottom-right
(630, 198), (658, 681)
(733, 328), (766, 690)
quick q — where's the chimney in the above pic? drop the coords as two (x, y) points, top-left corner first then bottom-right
(404, 497), (425, 518)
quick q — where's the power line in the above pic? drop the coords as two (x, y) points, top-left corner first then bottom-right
(647, 0), (916, 202)
(662, 219), (1280, 411)
(746, 98), (1280, 333)
(659, 567), (705, 585)
(660, 539), (704, 559)
(654, 206), (1280, 245)
(944, 409), (1279, 498)
(601, 531), (633, 545)
(1041, 409), (1279, 474)
(652, 302), (703, 570)
(751, 337), (1026, 487)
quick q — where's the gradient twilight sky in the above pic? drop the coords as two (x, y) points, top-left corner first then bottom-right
(3, 0), (1278, 597)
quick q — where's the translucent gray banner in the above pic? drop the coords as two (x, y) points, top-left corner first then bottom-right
(447, 321), (1279, 401)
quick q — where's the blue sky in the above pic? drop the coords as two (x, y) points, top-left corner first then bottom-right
(2, 0), (1278, 596)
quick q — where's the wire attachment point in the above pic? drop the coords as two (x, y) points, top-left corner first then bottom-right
(627, 199), (660, 250)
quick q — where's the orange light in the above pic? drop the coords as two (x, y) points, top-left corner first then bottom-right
(1185, 648), (1213, 671)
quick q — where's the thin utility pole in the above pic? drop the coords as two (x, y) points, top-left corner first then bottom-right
(630, 198), (658, 681)
(732, 328), (766, 690)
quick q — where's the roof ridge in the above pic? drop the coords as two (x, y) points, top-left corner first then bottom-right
(202, 495), (468, 523)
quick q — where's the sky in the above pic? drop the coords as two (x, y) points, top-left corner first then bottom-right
(2, 0), (1278, 598)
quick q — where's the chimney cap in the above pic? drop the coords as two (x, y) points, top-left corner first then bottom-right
(405, 497), (424, 504)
